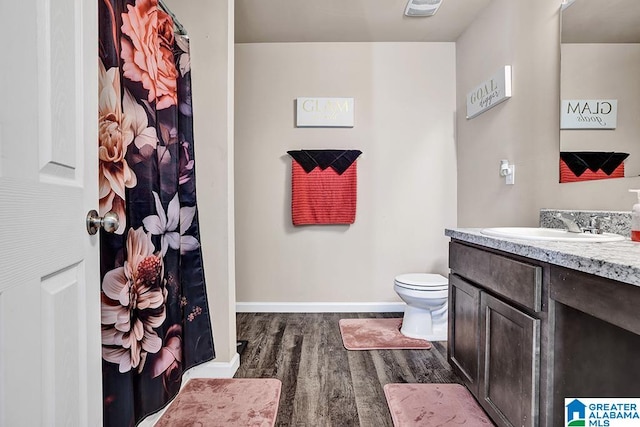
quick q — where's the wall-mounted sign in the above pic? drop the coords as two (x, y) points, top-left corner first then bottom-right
(296, 97), (354, 127)
(560, 99), (617, 129)
(466, 66), (512, 119)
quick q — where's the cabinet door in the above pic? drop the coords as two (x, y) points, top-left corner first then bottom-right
(448, 274), (481, 396)
(479, 292), (540, 427)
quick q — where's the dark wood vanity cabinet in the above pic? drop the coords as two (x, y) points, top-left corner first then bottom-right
(448, 236), (640, 427)
(448, 241), (543, 427)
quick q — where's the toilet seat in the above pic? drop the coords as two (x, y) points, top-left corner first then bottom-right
(394, 273), (448, 291)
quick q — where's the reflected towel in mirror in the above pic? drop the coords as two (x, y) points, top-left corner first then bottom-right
(560, 151), (628, 183)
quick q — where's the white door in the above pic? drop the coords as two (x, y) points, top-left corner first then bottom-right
(0, 0), (102, 426)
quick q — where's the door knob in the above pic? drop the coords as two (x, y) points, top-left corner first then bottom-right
(86, 210), (120, 235)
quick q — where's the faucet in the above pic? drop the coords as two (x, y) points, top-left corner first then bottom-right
(555, 212), (610, 234)
(581, 215), (610, 234)
(555, 212), (583, 233)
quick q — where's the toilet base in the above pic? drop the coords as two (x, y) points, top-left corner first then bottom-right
(399, 305), (448, 342)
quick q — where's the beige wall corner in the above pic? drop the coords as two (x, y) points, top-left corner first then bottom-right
(456, 0), (640, 223)
(235, 42), (457, 304)
(165, 0), (237, 367)
(456, 0), (562, 227)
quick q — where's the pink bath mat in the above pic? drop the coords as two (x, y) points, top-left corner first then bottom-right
(384, 383), (495, 426)
(155, 378), (281, 427)
(338, 318), (432, 350)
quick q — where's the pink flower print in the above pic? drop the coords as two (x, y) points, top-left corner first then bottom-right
(98, 61), (137, 234)
(120, 0), (178, 110)
(178, 141), (194, 185)
(187, 306), (203, 322)
(101, 227), (167, 373)
(151, 324), (183, 390)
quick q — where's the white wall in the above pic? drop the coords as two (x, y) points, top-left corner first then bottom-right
(235, 42), (457, 304)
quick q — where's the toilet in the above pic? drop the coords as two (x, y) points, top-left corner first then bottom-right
(393, 273), (449, 341)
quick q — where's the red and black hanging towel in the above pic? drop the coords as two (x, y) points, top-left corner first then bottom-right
(287, 150), (362, 225)
(560, 151), (628, 183)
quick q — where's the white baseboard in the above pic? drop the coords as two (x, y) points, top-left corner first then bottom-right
(139, 353), (241, 426)
(236, 301), (406, 313)
(182, 352), (241, 380)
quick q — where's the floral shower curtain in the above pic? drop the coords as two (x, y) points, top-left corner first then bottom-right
(98, 0), (215, 425)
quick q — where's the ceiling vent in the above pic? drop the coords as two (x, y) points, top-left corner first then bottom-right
(404, 0), (443, 17)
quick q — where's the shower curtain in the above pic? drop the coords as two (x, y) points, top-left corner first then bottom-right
(98, 0), (215, 425)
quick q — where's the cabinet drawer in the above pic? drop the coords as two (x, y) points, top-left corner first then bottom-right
(449, 241), (542, 312)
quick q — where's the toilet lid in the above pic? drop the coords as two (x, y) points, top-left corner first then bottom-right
(394, 273), (448, 291)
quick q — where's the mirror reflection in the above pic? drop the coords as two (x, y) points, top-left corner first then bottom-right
(560, 0), (640, 183)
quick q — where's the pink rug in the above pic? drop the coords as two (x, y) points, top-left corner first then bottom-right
(384, 383), (495, 426)
(338, 318), (432, 350)
(156, 378), (281, 427)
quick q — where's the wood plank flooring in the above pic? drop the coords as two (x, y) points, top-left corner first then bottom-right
(234, 312), (461, 426)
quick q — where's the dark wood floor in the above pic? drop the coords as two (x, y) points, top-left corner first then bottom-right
(234, 312), (461, 426)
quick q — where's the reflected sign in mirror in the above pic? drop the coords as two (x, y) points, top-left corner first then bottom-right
(560, 0), (640, 183)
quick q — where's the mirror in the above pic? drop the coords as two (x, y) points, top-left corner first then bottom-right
(560, 0), (640, 183)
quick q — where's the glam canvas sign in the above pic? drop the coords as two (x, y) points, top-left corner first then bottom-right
(561, 99), (618, 129)
(466, 66), (512, 119)
(296, 97), (354, 127)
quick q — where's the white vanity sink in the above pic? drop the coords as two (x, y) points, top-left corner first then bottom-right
(480, 227), (625, 242)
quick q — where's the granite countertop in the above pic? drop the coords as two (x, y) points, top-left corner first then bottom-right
(445, 228), (640, 287)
